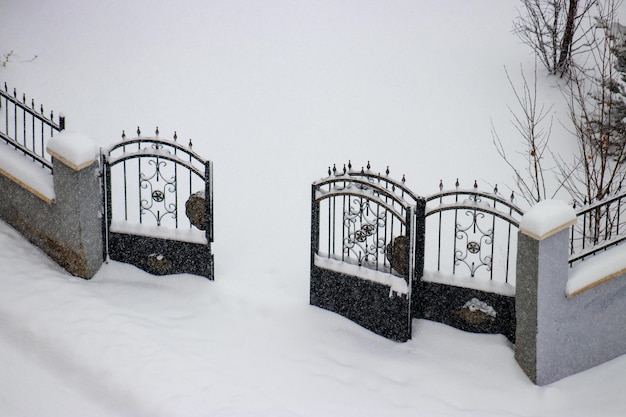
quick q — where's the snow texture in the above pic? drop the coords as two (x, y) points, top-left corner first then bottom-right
(110, 220), (207, 245)
(463, 297), (497, 318)
(568, 242), (626, 296)
(423, 270), (516, 297)
(0, 141), (55, 201)
(46, 129), (98, 170)
(519, 199), (576, 240)
(2, 0), (626, 415)
(315, 254), (408, 295)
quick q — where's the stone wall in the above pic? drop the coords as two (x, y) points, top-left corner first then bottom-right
(0, 131), (102, 278)
(515, 200), (626, 385)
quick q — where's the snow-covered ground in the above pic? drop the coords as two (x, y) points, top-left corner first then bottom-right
(1, 0), (626, 415)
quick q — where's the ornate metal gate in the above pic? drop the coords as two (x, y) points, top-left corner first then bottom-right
(310, 162), (423, 341)
(102, 128), (213, 279)
(311, 163), (522, 342)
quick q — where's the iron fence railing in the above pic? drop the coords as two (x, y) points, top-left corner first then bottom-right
(0, 82), (65, 171)
(103, 127), (212, 237)
(312, 163), (418, 276)
(425, 180), (524, 284)
(569, 190), (626, 266)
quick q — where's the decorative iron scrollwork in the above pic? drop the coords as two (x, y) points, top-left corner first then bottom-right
(140, 158), (177, 226)
(343, 198), (386, 267)
(454, 210), (493, 277)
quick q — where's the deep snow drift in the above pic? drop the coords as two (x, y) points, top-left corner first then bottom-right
(1, 0), (626, 415)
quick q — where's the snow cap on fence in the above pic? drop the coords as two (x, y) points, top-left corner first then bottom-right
(47, 130), (98, 171)
(520, 199), (576, 240)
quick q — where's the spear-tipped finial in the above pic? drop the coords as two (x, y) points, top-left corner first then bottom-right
(22, 93), (25, 103)
(189, 138), (193, 149)
(367, 161), (371, 170)
(439, 180), (443, 191)
(386, 166), (390, 176)
(40, 104), (44, 115)
(343, 164), (347, 174)
(347, 160), (352, 170)
(494, 184), (498, 195)
(122, 130), (126, 140)
(455, 178), (460, 189)
(173, 131), (178, 141)
(155, 126), (159, 137)
(137, 126), (141, 137)
(332, 164), (337, 175)
(402, 174), (406, 184)
(328, 166), (332, 176)
(474, 180), (478, 190)
(31, 98), (35, 109)
(510, 191), (515, 202)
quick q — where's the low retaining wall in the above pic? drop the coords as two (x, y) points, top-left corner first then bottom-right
(515, 200), (626, 385)
(0, 131), (102, 278)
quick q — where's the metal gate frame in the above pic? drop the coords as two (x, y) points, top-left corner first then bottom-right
(310, 164), (522, 342)
(310, 164), (421, 341)
(102, 130), (213, 279)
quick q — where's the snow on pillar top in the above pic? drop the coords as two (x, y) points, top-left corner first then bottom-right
(519, 199), (576, 241)
(46, 130), (98, 171)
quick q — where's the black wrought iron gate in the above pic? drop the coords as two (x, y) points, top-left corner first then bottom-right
(311, 163), (522, 342)
(310, 163), (423, 341)
(102, 129), (213, 279)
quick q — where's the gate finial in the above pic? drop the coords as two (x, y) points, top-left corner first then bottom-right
(137, 126), (141, 137)
(155, 126), (159, 137)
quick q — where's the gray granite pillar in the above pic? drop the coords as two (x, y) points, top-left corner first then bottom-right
(515, 200), (576, 385)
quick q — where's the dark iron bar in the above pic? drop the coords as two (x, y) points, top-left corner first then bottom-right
(0, 83), (64, 173)
(569, 188), (626, 266)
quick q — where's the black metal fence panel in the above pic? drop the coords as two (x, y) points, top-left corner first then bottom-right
(311, 164), (522, 343)
(569, 190), (626, 265)
(102, 128), (213, 279)
(0, 82), (64, 171)
(311, 163), (416, 341)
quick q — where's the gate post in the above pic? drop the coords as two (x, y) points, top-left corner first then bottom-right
(411, 197), (426, 318)
(45, 131), (103, 278)
(515, 200), (576, 385)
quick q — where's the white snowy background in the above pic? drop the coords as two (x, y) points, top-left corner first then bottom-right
(1, 0), (626, 416)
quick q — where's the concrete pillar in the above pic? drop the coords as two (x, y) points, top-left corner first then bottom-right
(46, 131), (102, 278)
(515, 200), (576, 385)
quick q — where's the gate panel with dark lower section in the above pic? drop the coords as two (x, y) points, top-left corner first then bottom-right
(310, 164), (421, 341)
(311, 165), (523, 343)
(417, 182), (522, 343)
(102, 129), (213, 279)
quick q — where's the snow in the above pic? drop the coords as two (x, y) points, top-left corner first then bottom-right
(46, 129), (98, 170)
(519, 199), (577, 240)
(110, 220), (207, 245)
(423, 270), (516, 297)
(314, 254), (409, 295)
(463, 298), (498, 318)
(1, 0), (626, 415)
(0, 141), (55, 202)
(567, 243), (626, 297)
